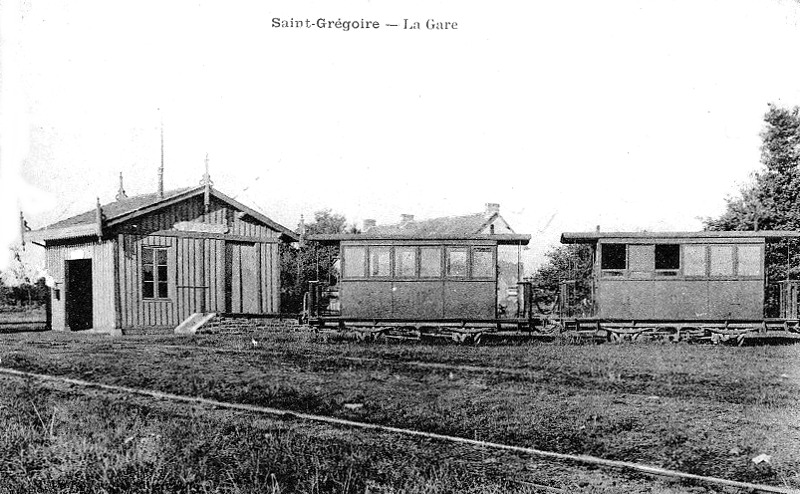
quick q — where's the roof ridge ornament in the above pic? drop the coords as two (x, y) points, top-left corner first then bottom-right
(116, 171), (128, 201)
(201, 153), (213, 215)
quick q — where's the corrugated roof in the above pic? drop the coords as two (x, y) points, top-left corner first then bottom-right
(45, 187), (197, 229)
(367, 212), (495, 237)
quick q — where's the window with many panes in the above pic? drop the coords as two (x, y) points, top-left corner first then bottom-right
(142, 247), (169, 299)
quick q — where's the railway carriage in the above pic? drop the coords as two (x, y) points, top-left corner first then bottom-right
(306, 204), (531, 330)
(560, 230), (800, 342)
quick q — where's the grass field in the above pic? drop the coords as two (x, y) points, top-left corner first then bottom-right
(0, 307), (47, 333)
(1, 328), (799, 492)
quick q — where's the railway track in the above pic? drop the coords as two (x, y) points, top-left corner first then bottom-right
(0, 366), (796, 494)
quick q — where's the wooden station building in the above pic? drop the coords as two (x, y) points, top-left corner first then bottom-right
(308, 204), (530, 323)
(28, 179), (297, 333)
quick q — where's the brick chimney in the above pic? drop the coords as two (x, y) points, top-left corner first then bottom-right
(400, 214), (414, 224)
(485, 203), (500, 215)
(363, 219), (376, 231)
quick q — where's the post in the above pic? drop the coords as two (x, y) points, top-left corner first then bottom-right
(308, 280), (319, 318)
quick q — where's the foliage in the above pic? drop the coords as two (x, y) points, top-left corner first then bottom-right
(705, 104), (800, 316)
(529, 244), (594, 316)
(0, 245), (48, 308)
(705, 104), (800, 232)
(281, 209), (350, 313)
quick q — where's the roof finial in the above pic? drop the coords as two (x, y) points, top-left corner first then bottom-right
(116, 171), (128, 201)
(95, 197), (103, 241)
(201, 152), (213, 214)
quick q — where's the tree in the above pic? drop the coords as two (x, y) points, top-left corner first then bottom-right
(281, 209), (350, 313)
(0, 245), (48, 308)
(705, 104), (800, 316)
(706, 104), (800, 231)
(528, 244), (594, 316)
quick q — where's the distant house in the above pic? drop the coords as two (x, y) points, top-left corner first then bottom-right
(28, 182), (297, 333)
(308, 203), (530, 321)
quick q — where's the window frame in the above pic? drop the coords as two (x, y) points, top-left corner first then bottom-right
(419, 246), (443, 279)
(654, 243), (680, 274)
(394, 246), (418, 278)
(368, 246), (392, 278)
(735, 244), (763, 278)
(142, 246), (170, 300)
(600, 243), (627, 276)
(445, 246), (469, 278)
(681, 244), (708, 278)
(471, 246), (495, 279)
(342, 245), (367, 279)
(709, 244), (735, 278)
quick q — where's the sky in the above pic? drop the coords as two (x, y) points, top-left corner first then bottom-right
(1, 0), (800, 276)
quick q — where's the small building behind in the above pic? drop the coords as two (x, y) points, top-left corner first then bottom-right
(28, 183), (297, 333)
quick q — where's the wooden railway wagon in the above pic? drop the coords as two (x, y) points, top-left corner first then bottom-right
(306, 205), (532, 336)
(560, 230), (800, 343)
(28, 183), (297, 334)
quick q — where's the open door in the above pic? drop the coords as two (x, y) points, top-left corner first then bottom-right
(65, 259), (93, 330)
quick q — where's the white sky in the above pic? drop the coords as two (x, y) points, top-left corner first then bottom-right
(1, 0), (800, 274)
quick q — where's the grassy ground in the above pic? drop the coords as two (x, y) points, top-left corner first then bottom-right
(0, 306), (46, 332)
(1, 328), (799, 492)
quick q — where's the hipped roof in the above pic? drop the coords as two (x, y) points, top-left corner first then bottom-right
(308, 211), (529, 244)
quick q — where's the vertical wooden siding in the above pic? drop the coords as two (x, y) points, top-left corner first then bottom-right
(129, 196), (278, 240)
(118, 234), (279, 328)
(46, 240), (116, 331)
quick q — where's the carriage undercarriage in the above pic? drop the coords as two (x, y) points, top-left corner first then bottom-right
(309, 315), (800, 345)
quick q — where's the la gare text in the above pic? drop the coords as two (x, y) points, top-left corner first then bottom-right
(271, 18), (458, 31)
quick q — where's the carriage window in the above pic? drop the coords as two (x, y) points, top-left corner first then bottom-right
(737, 245), (761, 276)
(446, 247), (468, 277)
(142, 247), (169, 299)
(369, 247), (391, 277)
(683, 245), (707, 276)
(343, 246), (366, 278)
(395, 247), (417, 277)
(472, 247), (494, 278)
(601, 244), (626, 270)
(655, 244), (680, 270)
(710, 245), (734, 276)
(420, 247), (442, 277)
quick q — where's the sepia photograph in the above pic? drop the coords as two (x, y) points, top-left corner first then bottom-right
(1, 0), (799, 492)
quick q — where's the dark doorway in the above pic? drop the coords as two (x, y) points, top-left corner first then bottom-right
(65, 259), (93, 330)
